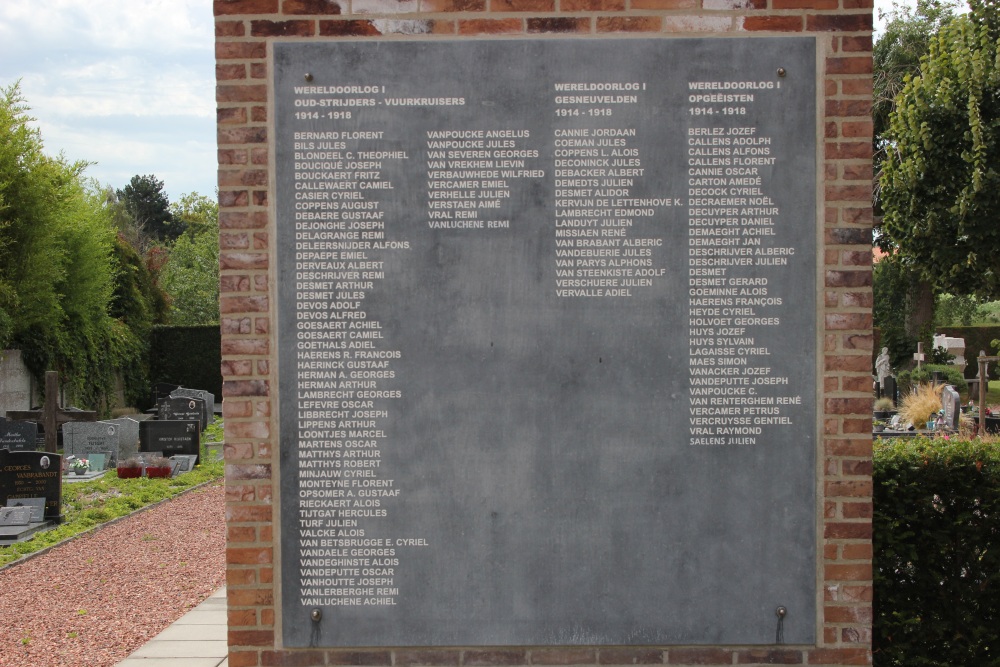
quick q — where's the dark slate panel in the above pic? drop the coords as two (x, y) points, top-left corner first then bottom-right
(274, 37), (818, 647)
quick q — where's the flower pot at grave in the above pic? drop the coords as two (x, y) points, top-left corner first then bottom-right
(73, 469), (87, 476)
(116, 467), (142, 479)
(145, 466), (172, 479)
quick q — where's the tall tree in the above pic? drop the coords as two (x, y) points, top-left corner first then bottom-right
(116, 174), (176, 243)
(874, 0), (960, 167)
(0, 82), (148, 410)
(170, 191), (218, 239)
(881, 0), (1000, 300)
(873, 1), (959, 361)
(161, 192), (220, 325)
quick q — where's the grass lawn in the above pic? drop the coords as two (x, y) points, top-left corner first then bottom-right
(957, 379), (1000, 405)
(0, 420), (225, 568)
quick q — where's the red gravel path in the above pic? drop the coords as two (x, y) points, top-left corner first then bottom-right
(0, 482), (226, 667)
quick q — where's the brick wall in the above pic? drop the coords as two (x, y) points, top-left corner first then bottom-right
(215, 0), (873, 664)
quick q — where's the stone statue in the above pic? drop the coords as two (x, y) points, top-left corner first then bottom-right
(875, 347), (891, 388)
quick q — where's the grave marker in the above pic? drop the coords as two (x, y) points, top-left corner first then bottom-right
(7, 497), (45, 522)
(140, 421), (200, 463)
(158, 397), (206, 430)
(169, 454), (199, 474)
(0, 419), (39, 452)
(105, 417), (140, 461)
(0, 449), (62, 521)
(0, 506), (30, 526)
(942, 385), (961, 431)
(63, 421), (120, 467)
(169, 388), (213, 431)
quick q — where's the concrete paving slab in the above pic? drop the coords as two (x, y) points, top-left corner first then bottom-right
(154, 623), (226, 641)
(116, 659), (225, 667)
(129, 639), (228, 659)
(114, 587), (228, 666)
(172, 609), (227, 625)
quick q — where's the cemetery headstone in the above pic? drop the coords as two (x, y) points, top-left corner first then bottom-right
(942, 385), (961, 431)
(104, 417), (140, 461)
(0, 449), (62, 521)
(169, 454), (199, 474)
(0, 506), (30, 526)
(63, 421), (120, 467)
(158, 397), (206, 430)
(169, 388), (214, 431)
(140, 421), (200, 464)
(0, 419), (39, 452)
(883, 376), (897, 407)
(7, 497), (45, 522)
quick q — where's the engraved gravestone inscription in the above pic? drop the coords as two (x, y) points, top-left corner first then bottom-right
(0, 449), (62, 521)
(139, 421), (200, 463)
(63, 422), (120, 467)
(0, 419), (39, 452)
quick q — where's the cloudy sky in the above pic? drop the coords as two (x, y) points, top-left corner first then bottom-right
(1, 0), (905, 204)
(0, 0), (216, 203)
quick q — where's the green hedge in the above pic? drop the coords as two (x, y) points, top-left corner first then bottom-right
(148, 325), (222, 408)
(895, 364), (968, 392)
(874, 437), (1000, 666)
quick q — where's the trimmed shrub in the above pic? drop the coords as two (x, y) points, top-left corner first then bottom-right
(874, 437), (1000, 666)
(897, 363), (967, 392)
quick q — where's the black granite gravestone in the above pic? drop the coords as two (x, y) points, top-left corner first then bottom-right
(0, 449), (62, 522)
(882, 376), (897, 406)
(0, 419), (39, 452)
(158, 397), (206, 430)
(169, 388), (213, 431)
(139, 421), (200, 464)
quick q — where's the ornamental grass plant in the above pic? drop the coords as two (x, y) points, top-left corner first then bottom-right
(897, 382), (943, 427)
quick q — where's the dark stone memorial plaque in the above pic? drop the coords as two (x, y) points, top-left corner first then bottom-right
(170, 388), (214, 430)
(159, 397), (206, 430)
(0, 449), (62, 521)
(6, 497), (45, 522)
(275, 38), (818, 647)
(140, 421), (200, 463)
(169, 454), (199, 474)
(0, 506), (31, 526)
(0, 419), (39, 452)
